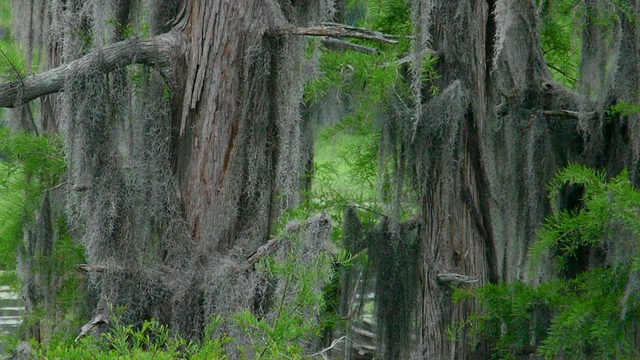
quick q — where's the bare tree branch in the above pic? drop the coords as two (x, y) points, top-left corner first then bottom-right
(243, 235), (282, 271)
(543, 109), (595, 119)
(0, 31), (185, 108)
(309, 336), (346, 359)
(75, 314), (109, 342)
(276, 23), (399, 44)
(0, 23), (396, 110)
(546, 62), (577, 84)
(321, 37), (380, 55)
(242, 213), (332, 272)
(77, 264), (107, 272)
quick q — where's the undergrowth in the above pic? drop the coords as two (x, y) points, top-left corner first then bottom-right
(10, 211), (346, 360)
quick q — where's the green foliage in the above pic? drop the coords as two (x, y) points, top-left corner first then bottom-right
(0, 162), (23, 269)
(531, 164), (640, 271)
(305, 46), (409, 108)
(454, 165), (640, 359)
(313, 131), (378, 199)
(607, 99), (640, 116)
(0, 128), (66, 201)
(0, 128), (65, 270)
(36, 307), (230, 359)
(452, 280), (561, 359)
(365, 0), (412, 38)
(306, 0), (428, 229)
(537, 0), (580, 86)
(453, 268), (635, 359)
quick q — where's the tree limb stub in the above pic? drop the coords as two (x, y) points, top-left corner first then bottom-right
(243, 235), (282, 271)
(437, 273), (479, 286)
(275, 23), (398, 44)
(0, 31), (184, 108)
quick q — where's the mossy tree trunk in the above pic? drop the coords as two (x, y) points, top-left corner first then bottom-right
(2, 0), (329, 341)
(400, 0), (640, 358)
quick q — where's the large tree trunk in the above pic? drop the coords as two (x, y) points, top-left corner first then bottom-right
(3, 0), (332, 342)
(166, 0), (327, 337)
(403, 0), (640, 358)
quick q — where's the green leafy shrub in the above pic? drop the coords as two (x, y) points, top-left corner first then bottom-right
(40, 310), (229, 359)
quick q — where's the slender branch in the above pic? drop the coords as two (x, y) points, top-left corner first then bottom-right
(77, 264), (107, 273)
(309, 336), (346, 359)
(546, 62), (577, 83)
(275, 23), (398, 44)
(0, 31), (185, 108)
(543, 109), (595, 119)
(321, 37), (380, 55)
(45, 181), (67, 193)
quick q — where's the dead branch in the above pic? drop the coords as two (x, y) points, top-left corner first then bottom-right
(309, 336), (346, 359)
(321, 37), (380, 55)
(45, 181), (67, 193)
(0, 31), (185, 108)
(276, 23), (398, 44)
(77, 264), (107, 273)
(75, 314), (109, 342)
(243, 236), (282, 271)
(543, 109), (595, 119)
(351, 326), (376, 339)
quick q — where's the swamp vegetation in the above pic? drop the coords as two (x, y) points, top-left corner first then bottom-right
(1, 0), (640, 359)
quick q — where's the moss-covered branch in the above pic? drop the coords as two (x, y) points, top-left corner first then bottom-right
(275, 22), (400, 44)
(0, 31), (185, 108)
